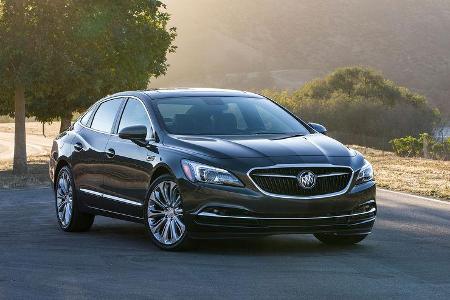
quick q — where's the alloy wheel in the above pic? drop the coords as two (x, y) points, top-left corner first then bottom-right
(56, 170), (73, 228)
(147, 180), (186, 246)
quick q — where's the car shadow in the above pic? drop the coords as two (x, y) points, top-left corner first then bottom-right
(87, 219), (371, 256)
(188, 235), (371, 256)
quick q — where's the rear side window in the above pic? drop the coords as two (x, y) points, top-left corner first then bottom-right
(90, 98), (123, 133)
(80, 106), (95, 126)
(118, 98), (153, 138)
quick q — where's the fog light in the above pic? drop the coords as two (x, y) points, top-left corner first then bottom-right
(353, 201), (376, 214)
(200, 206), (250, 217)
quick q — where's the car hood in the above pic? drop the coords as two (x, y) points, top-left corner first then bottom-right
(167, 133), (356, 159)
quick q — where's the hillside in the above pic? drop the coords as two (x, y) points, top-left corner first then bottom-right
(153, 0), (450, 117)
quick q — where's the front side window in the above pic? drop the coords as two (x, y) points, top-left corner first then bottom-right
(154, 96), (311, 136)
(118, 98), (153, 138)
(90, 98), (123, 133)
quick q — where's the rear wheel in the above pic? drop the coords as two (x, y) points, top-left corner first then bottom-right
(55, 166), (94, 232)
(144, 175), (189, 250)
(314, 233), (368, 245)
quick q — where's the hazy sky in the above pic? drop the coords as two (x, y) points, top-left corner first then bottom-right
(154, 0), (450, 115)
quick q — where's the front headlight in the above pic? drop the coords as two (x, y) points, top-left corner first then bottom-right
(355, 160), (374, 185)
(181, 160), (243, 187)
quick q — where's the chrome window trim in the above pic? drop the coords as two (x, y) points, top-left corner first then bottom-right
(80, 188), (143, 207)
(86, 96), (125, 135)
(247, 164), (354, 200)
(78, 95), (156, 141)
(197, 206), (376, 220)
(79, 103), (98, 127)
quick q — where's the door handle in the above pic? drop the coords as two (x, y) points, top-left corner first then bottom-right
(74, 142), (83, 152)
(106, 148), (115, 158)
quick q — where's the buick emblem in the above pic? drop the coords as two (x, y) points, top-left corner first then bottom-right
(297, 170), (317, 189)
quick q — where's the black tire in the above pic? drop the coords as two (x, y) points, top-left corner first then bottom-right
(314, 233), (368, 245)
(144, 174), (190, 251)
(55, 166), (94, 232)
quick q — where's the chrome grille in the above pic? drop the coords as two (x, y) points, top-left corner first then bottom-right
(249, 166), (353, 197)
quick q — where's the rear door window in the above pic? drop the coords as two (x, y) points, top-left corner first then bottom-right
(80, 105), (96, 126)
(90, 98), (123, 133)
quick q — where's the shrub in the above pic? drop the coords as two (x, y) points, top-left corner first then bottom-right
(433, 137), (450, 160)
(390, 134), (450, 160)
(262, 67), (440, 149)
(390, 136), (422, 157)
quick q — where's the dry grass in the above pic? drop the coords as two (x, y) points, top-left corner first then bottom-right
(352, 145), (450, 200)
(0, 121), (60, 138)
(1, 144), (449, 199)
(0, 122), (59, 189)
(0, 155), (51, 190)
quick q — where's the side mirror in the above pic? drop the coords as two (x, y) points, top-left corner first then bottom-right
(308, 122), (327, 135)
(119, 125), (148, 141)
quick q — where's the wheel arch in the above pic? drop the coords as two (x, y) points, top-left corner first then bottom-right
(54, 158), (71, 189)
(149, 163), (175, 185)
(145, 163), (178, 200)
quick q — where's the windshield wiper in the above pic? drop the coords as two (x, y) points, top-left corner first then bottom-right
(249, 132), (307, 138)
(270, 133), (307, 140)
(251, 132), (286, 135)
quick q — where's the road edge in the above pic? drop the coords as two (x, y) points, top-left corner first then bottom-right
(378, 188), (450, 205)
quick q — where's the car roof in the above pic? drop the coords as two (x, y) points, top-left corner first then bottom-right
(109, 88), (264, 100)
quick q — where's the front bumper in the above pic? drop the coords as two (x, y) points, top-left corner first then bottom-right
(179, 179), (377, 238)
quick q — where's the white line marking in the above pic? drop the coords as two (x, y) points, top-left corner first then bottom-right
(379, 188), (450, 205)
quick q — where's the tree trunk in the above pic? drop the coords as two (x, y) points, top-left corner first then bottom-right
(423, 137), (429, 159)
(59, 113), (72, 133)
(13, 84), (27, 174)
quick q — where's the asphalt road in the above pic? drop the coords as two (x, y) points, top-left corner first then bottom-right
(0, 188), (449, 299)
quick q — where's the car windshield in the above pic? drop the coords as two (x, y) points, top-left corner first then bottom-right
(154, 96), (311, 136)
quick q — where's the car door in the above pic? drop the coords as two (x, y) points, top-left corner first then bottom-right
(101, 97), (158, 217)
(72, 97), (125, 208)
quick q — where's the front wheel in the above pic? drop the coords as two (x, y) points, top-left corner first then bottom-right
(55, 166), (94, 232)
(314, 233), (369, 245)
(144, 175), (189, 250)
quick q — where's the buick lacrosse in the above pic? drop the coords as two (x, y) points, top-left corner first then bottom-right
(49, 88), (376, 250)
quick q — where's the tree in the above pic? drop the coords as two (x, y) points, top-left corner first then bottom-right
(263, 67), (440, 149)
(27, 0), (176, 132)
(0, 0), (55, 173)
(0, 0), (176, 174)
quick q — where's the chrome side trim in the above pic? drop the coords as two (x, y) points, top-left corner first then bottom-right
(80, 188), (142, 207)
(102, 193), (142, 207)
(87, 205), (144, 220)
(247, 164), (355, 200)
(80, 188), (103, 197)
(197, 207), (376, 220)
